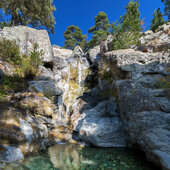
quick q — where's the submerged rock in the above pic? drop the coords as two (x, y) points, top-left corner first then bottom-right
(0, 145), (24, 163)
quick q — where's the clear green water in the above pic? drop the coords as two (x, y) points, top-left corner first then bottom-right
(2, 144), (157, 170)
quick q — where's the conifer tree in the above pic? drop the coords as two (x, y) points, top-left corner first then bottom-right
(64, 25), (86, 50)
(88, 12), (110, 48)
(111, 0), (142, 50)
(162, 0), (170, 21)
(0, 0), (56, 33)
(150, 8), (165, 32)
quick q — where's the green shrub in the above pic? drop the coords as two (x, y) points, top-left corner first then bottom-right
(0, 39), (43, 78)
(0, 21), (12, 29)
(1, 75), (28, 92)
(111, 0), (142, 50)
(29, 43), (43, 74)
(156, 77), (170, 89)
(43, 89), (55, 103)
(0, 88), (7, 101)
(0, 39), (21, 64)
(18, 43), (43, 78)
(156, 68), (170, 89)
(150, 8), (165, 32)
(0, 40), (43, 99)
(0, 75), (29, 102)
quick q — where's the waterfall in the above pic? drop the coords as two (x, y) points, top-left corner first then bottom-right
(65, 65), (71, 115)
(66, 103), (70, 115)
(78, 60), (82, 86)
(67, 65), (71, 85)
(57, 60), (84, 125)
(58, 96), (63, 124)
(57, 65), (71, 124)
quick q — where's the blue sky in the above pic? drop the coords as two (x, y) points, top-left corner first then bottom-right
(0, 0), (167, 46)
(50, 0), (167, 46)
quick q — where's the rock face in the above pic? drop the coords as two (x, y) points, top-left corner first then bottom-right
(137, 23), (170, 53)
(72, 99), (126, 147)
(0, 26), (54, 63)
(101, 48), (170, 169)
(0, 92), (56, 163)
(86, 45), (100, 66)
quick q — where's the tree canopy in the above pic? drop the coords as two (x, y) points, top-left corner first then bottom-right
(150, 8), (165, 32)
(64, 25), (86, 50)
(111, 0), (142, 50)
(0, 0), (56, 33)
(161, 0), (170, 21)
(88, 12), (110, 48)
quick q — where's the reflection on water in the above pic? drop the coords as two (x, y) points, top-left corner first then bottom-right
(2, 144), (156, 170)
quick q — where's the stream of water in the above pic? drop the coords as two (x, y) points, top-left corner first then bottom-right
(1, 144), (157, 170)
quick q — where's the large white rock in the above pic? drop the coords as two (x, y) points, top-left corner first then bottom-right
(0, 26), (54, 63)
(138, 22), (170, 52)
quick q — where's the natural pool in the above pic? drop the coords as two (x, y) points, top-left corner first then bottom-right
(1, 144), (157, 170)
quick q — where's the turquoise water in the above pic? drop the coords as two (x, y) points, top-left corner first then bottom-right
(2, 144), (157, 170)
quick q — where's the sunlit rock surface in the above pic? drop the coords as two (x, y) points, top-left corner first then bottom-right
(0, 26), (54, 63)
(0, 92), (54, 162)
(0, 60), (15, 76)
(137, 22), (170, 53)
(73, 100), (126, 147)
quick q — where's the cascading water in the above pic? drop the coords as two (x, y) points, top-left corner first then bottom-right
(78, 60), (82, 86)
(57, 58), (86, 125)
(64, 60), (83, 116)
(57, 96), (63, 124)
(57, 65), (71, 124)
(64, 65), (71, 115)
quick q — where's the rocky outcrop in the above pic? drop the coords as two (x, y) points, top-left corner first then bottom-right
(0, 92), (57, 163)
(86, 45), (100, 66)
(72, 99), (126, 147)
(75, 23), (169, 169)
(101, 48), (170, 169)
(137, 23), (170, 53)
(86, 35), (114, 66)
(0, 26), (54, 63)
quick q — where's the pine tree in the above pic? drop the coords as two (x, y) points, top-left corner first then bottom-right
(88, 12), (110, 48)
(111, 0), (142, 50)
(150, 8), (165, 32)
(0, 0), (56, 33)
(64, 25), (86, 50)
(122, 0), (141, 32)
(162, 0), (170, 21)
